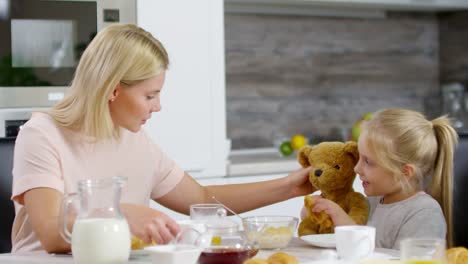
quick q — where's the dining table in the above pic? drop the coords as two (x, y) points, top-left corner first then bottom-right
(0, 237), (400, 264)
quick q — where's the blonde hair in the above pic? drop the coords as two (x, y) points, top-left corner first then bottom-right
(49, 24), (169, 140)
(363, 108), (458, 246)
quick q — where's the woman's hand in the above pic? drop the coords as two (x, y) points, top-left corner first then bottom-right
(285, 166), (315, 197)
(121, 204), (180, 245)
(311, 196), (356, 226)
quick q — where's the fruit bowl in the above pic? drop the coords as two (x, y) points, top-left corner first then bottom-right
(242, 216), (298, 249)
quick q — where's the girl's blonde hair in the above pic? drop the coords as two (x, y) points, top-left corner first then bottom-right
(363, 108), (458, 246)
(49, 24), (169, 139)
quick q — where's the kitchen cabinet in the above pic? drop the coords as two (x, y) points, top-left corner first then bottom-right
(454, 134), (468, 247)
(0, 139), (15, 253)
(137, 0), (229, 178)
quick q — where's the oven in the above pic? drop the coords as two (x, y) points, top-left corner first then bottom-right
(0, 0), (136, 138)
(0, 0), (136, 109)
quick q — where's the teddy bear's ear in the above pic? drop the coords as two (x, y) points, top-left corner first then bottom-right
(297, 145), (312, 168)
(343, 141), (359, 163)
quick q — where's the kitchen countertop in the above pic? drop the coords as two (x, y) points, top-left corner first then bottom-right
(227, 148), (301, 177)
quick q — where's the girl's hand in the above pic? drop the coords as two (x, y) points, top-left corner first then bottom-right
(311, 196), (356, 226)
(300, 205), (308, 220)
(121, 204), (180, 245)
(285, 166), (316, 197)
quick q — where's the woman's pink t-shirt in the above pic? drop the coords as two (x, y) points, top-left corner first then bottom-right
(10, 112), (184, 252)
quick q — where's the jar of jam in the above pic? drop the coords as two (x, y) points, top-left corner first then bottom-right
(197, 219), (258, 264)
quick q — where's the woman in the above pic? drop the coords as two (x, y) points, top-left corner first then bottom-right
(11, 24), (314, 253)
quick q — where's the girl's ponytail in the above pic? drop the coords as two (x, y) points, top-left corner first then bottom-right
(431, 116), (458, 247)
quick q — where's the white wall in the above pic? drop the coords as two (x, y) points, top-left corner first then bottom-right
(137, 0), (229, 178)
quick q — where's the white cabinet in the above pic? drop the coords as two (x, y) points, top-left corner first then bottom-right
(137, 0), (229, 178)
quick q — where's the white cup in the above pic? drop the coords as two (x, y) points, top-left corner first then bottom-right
(335, 225), (376, 261)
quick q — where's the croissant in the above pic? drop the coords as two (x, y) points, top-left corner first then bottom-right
(131, 236), (156, 250)
(447, 247), (468, 264)
(267, 252), (299, 264)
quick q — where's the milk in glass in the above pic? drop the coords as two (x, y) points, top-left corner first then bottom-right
(72, 218), (130, 264)
(60, 176), (131, 264)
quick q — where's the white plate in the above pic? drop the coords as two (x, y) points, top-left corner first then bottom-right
(130, 249), (150, 258)
(301, 234), (336, 248)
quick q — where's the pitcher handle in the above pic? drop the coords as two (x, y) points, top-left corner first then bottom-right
(59, 193), (79, 244)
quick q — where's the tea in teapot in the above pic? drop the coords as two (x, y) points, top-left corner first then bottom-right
(196, 219), (258, 264)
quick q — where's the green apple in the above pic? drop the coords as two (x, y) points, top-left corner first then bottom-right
(352, 112), (373, 141)
(279, 141), (293, 156)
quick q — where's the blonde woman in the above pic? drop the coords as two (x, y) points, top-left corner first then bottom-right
(11, 24), (314, 253)
(308, 108), (458, 249)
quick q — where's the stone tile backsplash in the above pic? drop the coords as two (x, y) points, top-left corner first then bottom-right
(226, 11), (468, 149)
(439, 12), (468, 86)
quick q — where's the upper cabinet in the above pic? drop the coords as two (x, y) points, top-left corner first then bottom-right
(225, 0), (468, 17)
(137, 0), (229, 178)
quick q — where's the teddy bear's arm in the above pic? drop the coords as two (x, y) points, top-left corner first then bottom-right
(300, 195), (335, 235)
(304, 195), (315, 210)
(298, 217), (319, 236)
(345, 192), (369, 225)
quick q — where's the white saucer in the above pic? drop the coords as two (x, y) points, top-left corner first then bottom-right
(301, 234), (336, 248)
(130, 249), (150, 258)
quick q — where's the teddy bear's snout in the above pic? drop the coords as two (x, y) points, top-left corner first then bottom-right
(314, 169), (322, 177)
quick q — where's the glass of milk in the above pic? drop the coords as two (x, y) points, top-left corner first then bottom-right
(60, 176), (131, 264)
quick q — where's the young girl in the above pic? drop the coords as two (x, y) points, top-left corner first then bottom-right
(309, 108), (458, 249)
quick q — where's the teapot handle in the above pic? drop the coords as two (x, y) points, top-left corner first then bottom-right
(59, 193), (79, 244)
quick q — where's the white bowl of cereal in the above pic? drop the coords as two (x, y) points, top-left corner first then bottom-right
(242, 216), (298, 249)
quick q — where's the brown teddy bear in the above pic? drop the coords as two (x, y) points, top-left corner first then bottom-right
(297, 141), (369, 236)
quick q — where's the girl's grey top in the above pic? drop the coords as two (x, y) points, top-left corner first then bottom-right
(367, 191), (446, 250)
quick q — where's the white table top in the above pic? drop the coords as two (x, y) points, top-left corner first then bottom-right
(0, 238), (399, 264)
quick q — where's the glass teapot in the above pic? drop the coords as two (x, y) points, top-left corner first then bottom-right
(60, 176), (130, 264)
(195, 218), (259, 264)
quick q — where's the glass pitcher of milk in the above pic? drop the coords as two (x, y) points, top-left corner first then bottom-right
(60, 176), (131, 264)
